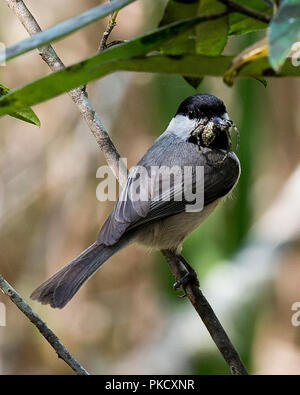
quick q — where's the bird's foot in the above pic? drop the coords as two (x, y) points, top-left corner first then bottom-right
(173, 269), (199, 298)
(179, 255), (200, 286)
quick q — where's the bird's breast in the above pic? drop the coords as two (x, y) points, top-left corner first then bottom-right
(136, 198), (221, 253)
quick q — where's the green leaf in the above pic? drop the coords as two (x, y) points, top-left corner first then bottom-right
(159, 0), (201, 88)
(183, 76), (203, 88)
(0, 0), (136, 64)
(254, 76), (268, 87)
(159, 0), (228, 87)
(194, 0), (229, 87)
(268, 0), (300, 71)
(0, 15), (224, 115)
(0, 51), (298, 117)
(229, 0), (270, 35)
(0, 83), (40, 126)
(196, 0), (229, 55)
(159, 0), (199, 54)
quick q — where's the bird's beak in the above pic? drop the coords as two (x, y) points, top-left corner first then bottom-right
(212, 113), (240, 151)
(211, 115), (231, 130)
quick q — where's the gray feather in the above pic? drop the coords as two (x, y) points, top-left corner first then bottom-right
(98, 133), (240, 246)
(30, 236), (133, 308)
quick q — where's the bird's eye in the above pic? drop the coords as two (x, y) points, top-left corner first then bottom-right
(188, 110), (194, 118)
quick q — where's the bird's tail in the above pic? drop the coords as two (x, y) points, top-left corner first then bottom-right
(31, 240), (126, 309)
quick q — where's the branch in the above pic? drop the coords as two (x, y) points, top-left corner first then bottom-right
(3, 0), (127, 375)
(218, 0), (271, 23)
(0, 275), (89, 375)
(98, 10), (119, 53)
(162, 251), (248, 375)
(5, 0), (128, 187)
(82, 6), (120, 93)
(2, 0), (136, 63)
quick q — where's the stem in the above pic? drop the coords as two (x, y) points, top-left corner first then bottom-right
(162, 251), (248, 375)
(0, 275), (89, 375)
(5, 0), (128, 186)
(219, 0), (271, 23)
(98, 10), (119, 52)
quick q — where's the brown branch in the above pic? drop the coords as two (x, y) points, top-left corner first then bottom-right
(218, 0), (271, 23)
(98, 9), (119, 53)
(82, 6), (120, 93)
(6, 0), (248, 376)
(162, 251), (248, 375)
(5, 0), (128, 187)
(0, 275), (89, 375)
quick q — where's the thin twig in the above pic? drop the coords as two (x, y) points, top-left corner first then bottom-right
(162, 251), (248, 375)
(98, 10), (119, 53)
(82, 7), (120, 94)
(5, 0), (128, 187)
(0, 275), (89, 375)
(219, 0), (271, 23)
(2, 0), (136, 63)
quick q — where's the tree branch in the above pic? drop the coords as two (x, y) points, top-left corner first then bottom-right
(2, 0), (136, 63)
(98, 10), (119, 53)
(3, 0), (128, 375)
(162, 251), (248, 375)
(218, 0), (271, 23)
(0, 275), (89, 375)
(5, 0), (128, 187)
(6, 0), (248, 375)
(82, 5), (120, 93)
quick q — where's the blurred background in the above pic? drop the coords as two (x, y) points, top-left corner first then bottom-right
(0, 0), (300, 375)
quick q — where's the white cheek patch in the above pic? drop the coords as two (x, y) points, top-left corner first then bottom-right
(222, 112), (229, 120)
(165, 115), (198, 140)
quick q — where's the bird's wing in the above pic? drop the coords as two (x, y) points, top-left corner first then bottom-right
(97, 165), (152, 246)
(97, 134), (240, 246)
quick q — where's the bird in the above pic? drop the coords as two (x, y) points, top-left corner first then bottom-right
(31, 93), (241, 308)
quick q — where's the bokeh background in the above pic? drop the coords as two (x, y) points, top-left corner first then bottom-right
(0, 0), (300, 375)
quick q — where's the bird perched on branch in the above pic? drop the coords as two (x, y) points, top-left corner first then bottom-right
(31, 93), (240, 308)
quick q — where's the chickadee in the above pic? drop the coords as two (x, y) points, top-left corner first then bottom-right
(31, 93), (241, 308)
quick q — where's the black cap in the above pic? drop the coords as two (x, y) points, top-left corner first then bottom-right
(176, 93), (226, 120)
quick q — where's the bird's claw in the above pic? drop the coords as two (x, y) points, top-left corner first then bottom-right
(173, 272), (199, 298)
(173, 272), (190, 291)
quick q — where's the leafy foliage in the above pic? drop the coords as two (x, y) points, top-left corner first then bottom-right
(1, 51), (298, 117)
(1, 0), (300, 116)
(0, 84), (40, 126)
(159, 0), (199, 54)
(159, 0), (229, 87)
(228, 0), (270, 35)
(196, 0), (228, 55)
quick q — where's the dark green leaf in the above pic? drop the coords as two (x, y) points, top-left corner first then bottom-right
(159, 0), (200, 88)
(159, 0), (199, 54)
(0, 52), (298, 117)
(0, 83), (40, 126)
(254, 77), (268, 87)
(159, 0), (228, 87)
(196, 0), (229, 55)
(0, 14), (224, 114)
(268, 0), (300, 70)
(229, 0), (270, 35)
(183, 76), (203, 88)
